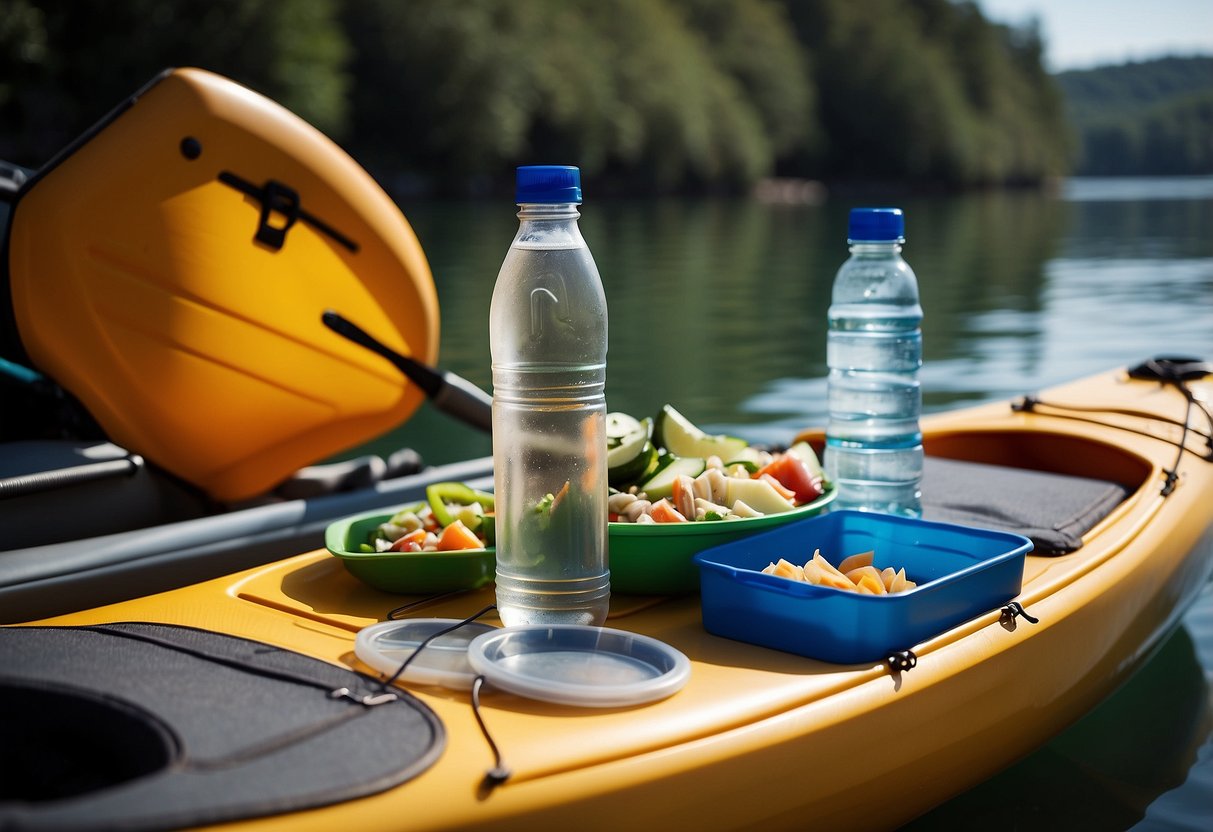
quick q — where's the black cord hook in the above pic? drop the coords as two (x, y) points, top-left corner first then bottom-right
(886, 650), (917, 673)
(1000, 601), (1039, 627)
(473, 674), (511, 792)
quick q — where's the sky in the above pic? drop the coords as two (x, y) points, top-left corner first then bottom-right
(976, 0), (1213, 71)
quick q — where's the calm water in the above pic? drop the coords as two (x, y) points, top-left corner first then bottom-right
(371, 177), (1213, 829)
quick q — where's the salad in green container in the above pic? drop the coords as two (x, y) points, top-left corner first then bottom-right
(604, 404), (836, 594)
(325, 482), (495, 594)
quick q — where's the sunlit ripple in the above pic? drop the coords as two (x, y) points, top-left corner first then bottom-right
(1063, 176), (1213, 202)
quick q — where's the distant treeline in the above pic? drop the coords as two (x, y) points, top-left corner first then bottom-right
(0, 0), (1079, 193)
(1057, 57), (1213, 176)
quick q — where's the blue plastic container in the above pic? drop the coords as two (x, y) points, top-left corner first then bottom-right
(693, 510), (1032, 664)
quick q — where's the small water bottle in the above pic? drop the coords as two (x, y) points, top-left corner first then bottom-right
(825, 207), (923, 517)
(489, 165), (610, 626)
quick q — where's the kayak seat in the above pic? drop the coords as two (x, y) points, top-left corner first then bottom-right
(0, 440), (214, 550)
(921, 456), (1130, 555)
(0, 622), (445, 831)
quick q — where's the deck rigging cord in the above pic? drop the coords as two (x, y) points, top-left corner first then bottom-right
(1013, 357), (1213, 496)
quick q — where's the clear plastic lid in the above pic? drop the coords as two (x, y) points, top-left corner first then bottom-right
(466, 625), (691, 708)
(355, 618), (499, 691)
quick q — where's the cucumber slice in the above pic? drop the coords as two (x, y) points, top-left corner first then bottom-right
(644, 451), (677, 483)
(608, 433), (658, 490)
(607, 430), (648, 469)
(639, 456), (706, 500)
(654, 404), (749, 460)
(723, 445), (765, 474)
(613, 442), (657, 488)
(607, 417), (655, 487)
(606, 412), (646, 448)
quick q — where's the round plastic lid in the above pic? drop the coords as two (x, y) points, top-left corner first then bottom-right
(848, 207), (905, 242)
(515, 165), (582, 204)
(466, 625), (691, 708)
(355, 618), (499, 691)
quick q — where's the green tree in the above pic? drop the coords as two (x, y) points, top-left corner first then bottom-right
(0, 0), (349, 167)
(342, 0), (814, 193)
(1059, 57), (1213, 174)
(781, 0), (972, 182)
(670, 0), (820, 160)
(777, 0), (1068, 187)
(1, 0), (1073, 191)
(0, 0), (52, 164)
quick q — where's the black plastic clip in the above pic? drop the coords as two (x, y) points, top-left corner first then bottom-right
(886, 650), (917, 673)
(1011, 395), (1040, 413)
(217, 170), (359, 253)
(254, 179), (301, 250)
(1127, 356), (1213, 382)
(1000, 601), (1039, 626)
(1161, 469), (1180, 497)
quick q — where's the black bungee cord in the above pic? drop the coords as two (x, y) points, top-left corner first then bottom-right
(1013, 357), (1213, 496)
(387, 590), (472, 620)
(472, 674), (511, 790)
(373, 602), (511, 789)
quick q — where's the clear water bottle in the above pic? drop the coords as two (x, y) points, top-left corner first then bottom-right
(825, 207), (923, 517)
(489, 165), (610, 626)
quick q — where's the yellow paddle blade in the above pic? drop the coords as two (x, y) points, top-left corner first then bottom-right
(9, 68), (440, 501)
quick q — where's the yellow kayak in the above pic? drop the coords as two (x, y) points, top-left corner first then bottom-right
(5, 363), (1212, 831)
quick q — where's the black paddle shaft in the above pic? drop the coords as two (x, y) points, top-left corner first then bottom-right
(322, 310), (492, 434)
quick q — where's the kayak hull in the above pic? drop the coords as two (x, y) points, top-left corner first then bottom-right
(7, 367), (1213, 830)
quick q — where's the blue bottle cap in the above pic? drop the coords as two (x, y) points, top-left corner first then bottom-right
(515, 165), (582, 204)
(848, 207), (905, 243)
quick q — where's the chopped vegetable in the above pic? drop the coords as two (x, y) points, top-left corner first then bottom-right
(605, 404), (831, 524)
(368, 481), (494, 553)
(436, 520), (484, 551)
(426, 482), (494, 528)
(389, 528), (430, 553)
(649, 499), (688, 523)
(654, 404), (748, 460)
(756, 454), (824, 504)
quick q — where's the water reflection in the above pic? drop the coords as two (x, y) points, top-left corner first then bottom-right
(906, 589), (1213, 830)
(371, 180), (1212, 466)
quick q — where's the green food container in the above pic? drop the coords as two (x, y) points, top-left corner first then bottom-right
(325, 509), (495, 594)
(608, 485), (836, 595)
(330, 484), (836, 597)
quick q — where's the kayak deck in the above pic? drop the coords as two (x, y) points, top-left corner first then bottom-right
(15, 368), (1213, 831)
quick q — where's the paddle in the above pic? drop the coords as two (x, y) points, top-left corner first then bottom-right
(322, 310), (493, 434)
